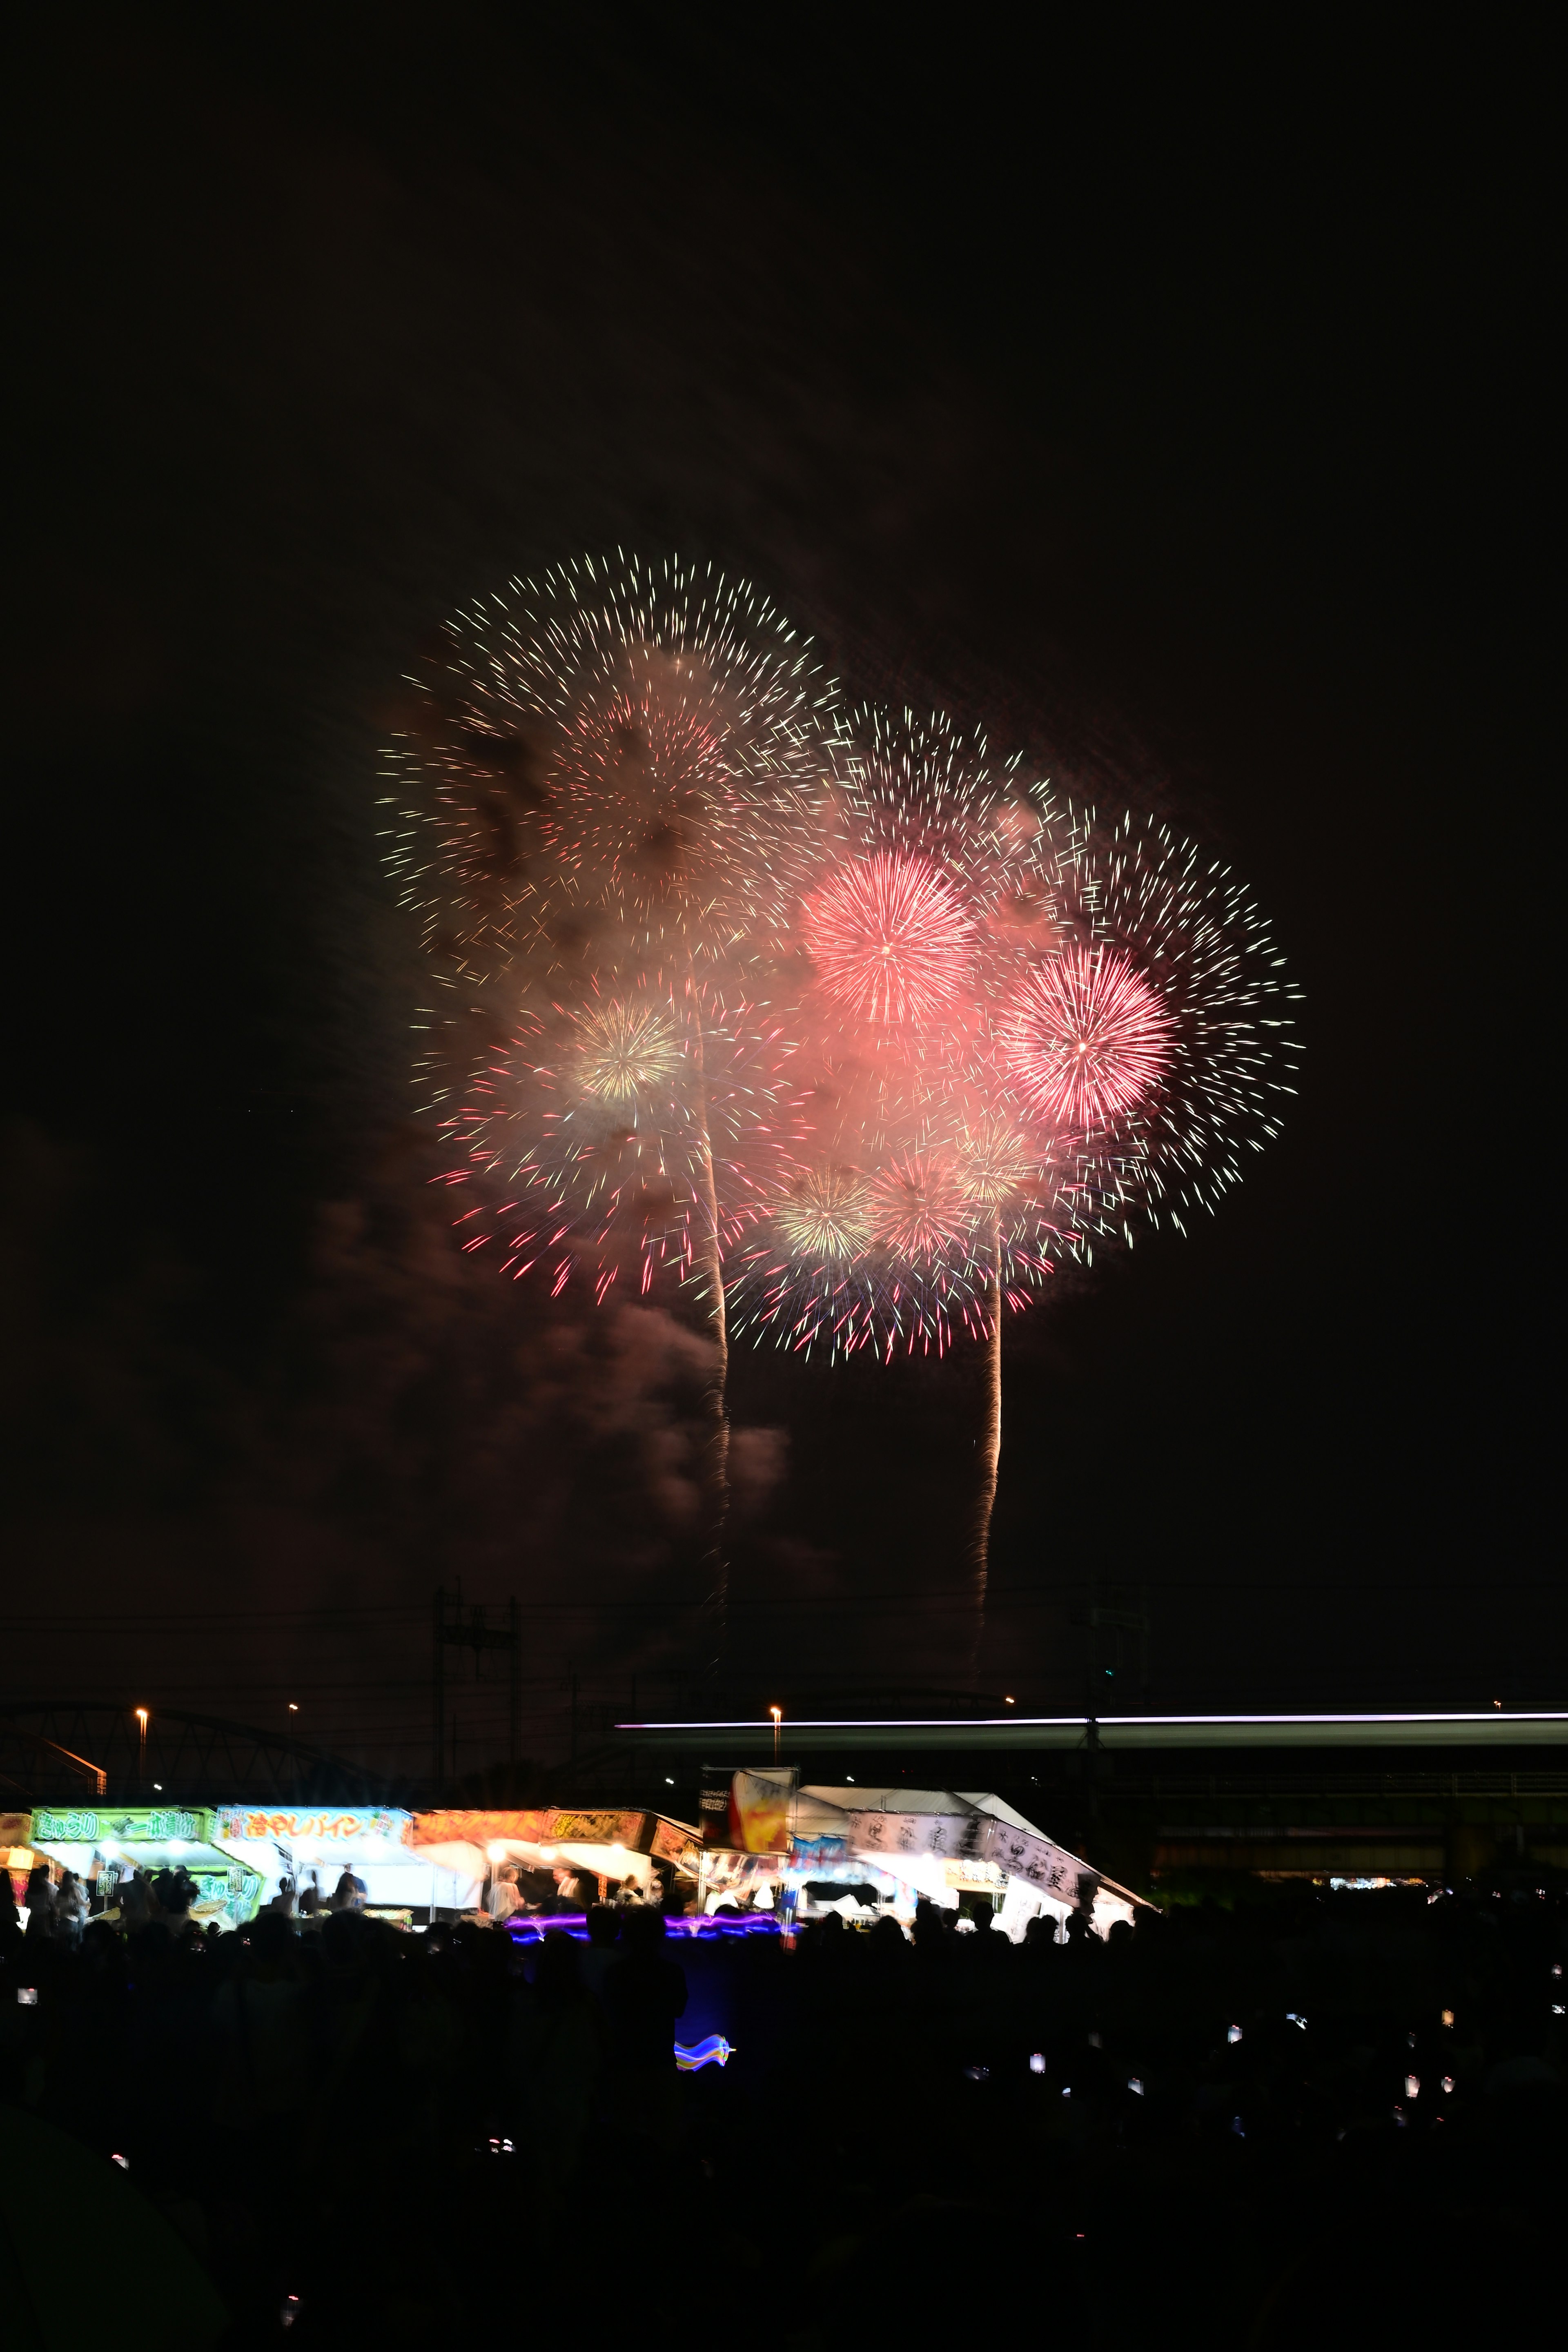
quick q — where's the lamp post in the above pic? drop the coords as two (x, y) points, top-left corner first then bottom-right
(134, 1708), (148, 1788)
(769, 1706), (782, 1765)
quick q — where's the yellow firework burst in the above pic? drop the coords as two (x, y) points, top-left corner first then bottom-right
(572, 1000), (683, 1106)
(773, 1167), (874, 1263)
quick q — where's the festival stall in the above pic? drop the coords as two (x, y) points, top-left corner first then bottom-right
(25, 1803), (262, 1931)
(698, 1771), (1145, 1937)
(411, 1807), (702, 1917)
(208, 1804), (466, 1923)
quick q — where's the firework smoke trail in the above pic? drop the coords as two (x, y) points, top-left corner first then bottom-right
(380, 556), (837, 1660)
(965, 1205), (1002, 1683)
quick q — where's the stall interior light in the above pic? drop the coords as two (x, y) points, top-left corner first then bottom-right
(487, 1842), (508, 1864)
(539, 1847), (557, 1862)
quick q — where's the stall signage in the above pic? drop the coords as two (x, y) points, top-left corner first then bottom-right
(650, 1817), (701, 1871)
(840, 1810), (987, 1862)
(546, 1810), (645, 1846)
(31, 1808), (203, 1846)
(702, 1768), (795, 1853)
(977, 1817), (1089, 1902)
(213, 1808), (410, 1847)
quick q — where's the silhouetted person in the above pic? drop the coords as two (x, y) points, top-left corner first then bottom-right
(25, 1864), (56, 1940)
(604, 1907), (687, 2156)
(579, 1903), (620, 2001)
(508, 1929), (602, 2201)
(55, 1868), (87, 1950)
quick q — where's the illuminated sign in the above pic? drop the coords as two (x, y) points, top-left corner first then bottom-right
(31, 1808), (203, 1846)
(410, 1809), (652, 1852)
(212, 1809), (410, 1847)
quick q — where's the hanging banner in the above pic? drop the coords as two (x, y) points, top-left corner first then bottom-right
(840, 1810), (989, 1863)
(700, 1768), (796, 1853)
(977, 1815), (1093, 1903)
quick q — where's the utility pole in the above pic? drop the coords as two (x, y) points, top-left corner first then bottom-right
(1072, 1574), (1153, 1708)
(432, 1588), (524, 1799)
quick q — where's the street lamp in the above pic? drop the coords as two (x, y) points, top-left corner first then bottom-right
(769, 1706), (782, 1764)
(134, 1708), (148, 1784)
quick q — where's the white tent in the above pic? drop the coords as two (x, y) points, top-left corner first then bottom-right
(787, 1786), (1144, 1938)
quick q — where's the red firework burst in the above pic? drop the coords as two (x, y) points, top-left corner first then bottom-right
(1002, 945), (1175, 1131)
(803, 851), (976, 1027)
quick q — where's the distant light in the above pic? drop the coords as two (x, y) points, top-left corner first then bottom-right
(664, 1777), (674, 1785)
(1004, 1696), (1015, 1706)
(1285, 2013), (1307, 2030)
(1441, 2009), (1455, 2027)
(845, 1775), (854, 1783)
(288, 1703), (298, 1713)
(1227, 2025), (1243, 2045)
(110, 2153), (129, 2170)
(1061, 2087), (1071, 2099)
(1441, 2075), (1454, 2094)
(1029, 2052), (1046, 2075)
(1128, 2077), (1144, 2095)
(152, 1784), (162, 1792)
(1405, 2074), (1420, 2098)
(768, 1706), (782, 1723)
(134, 1709), (148, 1728)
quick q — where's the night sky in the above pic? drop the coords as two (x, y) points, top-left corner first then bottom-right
(6, 18), (1551, 1777)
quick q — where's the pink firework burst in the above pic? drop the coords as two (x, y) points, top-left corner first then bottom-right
(803, 851), (976, 1028)
(868, 1149), (971, 1261)
(1002, 945), (1175, 1131)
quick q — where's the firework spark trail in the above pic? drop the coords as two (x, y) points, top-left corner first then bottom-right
(965, 1205), (1003, 1682)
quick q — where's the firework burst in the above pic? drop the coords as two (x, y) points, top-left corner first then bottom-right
(379, 553), (839, 986)
(1001, 943), (1176, 1131)
(1000, 803), (1302, 1234)
(803, 851), (976, 1028)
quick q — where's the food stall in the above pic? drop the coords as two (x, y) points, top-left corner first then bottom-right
(697, 1777), (1146, 1937)
(26, 1804), (262, 1931)
(209, 1805), (468, 1923)
(412, 1807), (702, 1917)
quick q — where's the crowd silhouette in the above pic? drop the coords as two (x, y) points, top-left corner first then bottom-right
(2, 1871), (1564, 2345)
